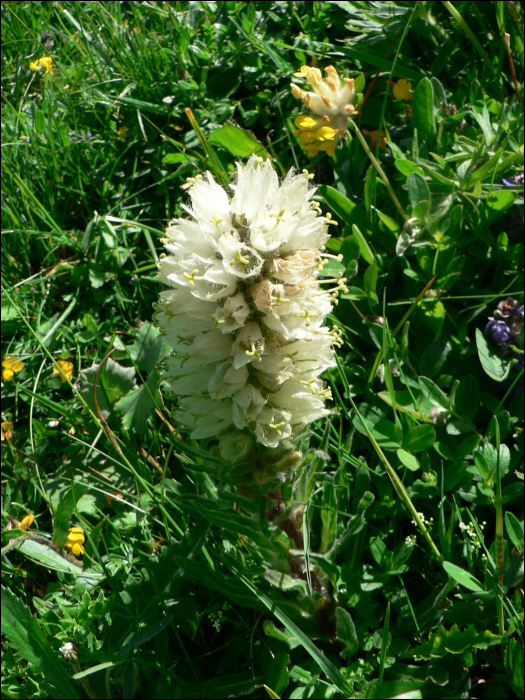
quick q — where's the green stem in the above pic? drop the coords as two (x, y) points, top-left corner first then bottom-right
(348, 122), (408, 223)
(337, 356), (443, 564)
(494, 417), (505, 635)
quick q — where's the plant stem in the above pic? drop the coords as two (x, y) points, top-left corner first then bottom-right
(348, 122), (409, 223)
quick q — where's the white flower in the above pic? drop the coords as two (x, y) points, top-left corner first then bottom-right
(291, 65), (360, 157)
(155, 155), (346, 452)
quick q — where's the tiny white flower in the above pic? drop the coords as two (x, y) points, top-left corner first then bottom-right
(156, 155), (345, 452)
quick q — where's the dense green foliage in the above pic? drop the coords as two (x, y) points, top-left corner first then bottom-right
(2, 2), (523, 698)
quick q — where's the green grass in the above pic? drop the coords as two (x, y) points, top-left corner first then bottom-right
(2, 2), (524, 698)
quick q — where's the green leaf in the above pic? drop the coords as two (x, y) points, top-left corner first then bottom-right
(455, 374), (480, 419)
(162, 153), (192, 164)
(330, 491), (374, 558)
(443, 562), (484, 592)
(412, 199), (430, 222)
(178, 496), (273, 550)
(79, 358), (136, 418)
(419, 339), (451, 378)
(364, 263), (378, 296)
(320, 482), (337, 553)
(475, 328), (514, 382)
(53, 483), (89, 550)
(337, 45), (422, 81)
(397, 449), (420, 471)
(318, 185), (373, 239)
(374, 208), (399, 232)
(236, 573), (352, 696)
(208, 121), (264, 157)
(114, 370), (162, 433)
(336, 608), (359, 658)
(505, 512), (524, 553)
(265, 570), (307, 594)
(34, 110), (46, 134)
(403, 425), (436, 452)
(340, 235), (360, 263)
(413, 623), (502, 659)
(485, 189), (516, 211)
(418, 376), (451, 409)
(264, 651), (289, 696)
(505, 638), (525, 696)
(128, 322), (171, 374)
(412, 77), (436, 145)
(1, 585), (80, 698)
(471, 105), (494, 146)
(394, 159), (425, 177)
(407, 172), (430, 208)
(413, 301), (445, 338)
(351, 224), (376, 265)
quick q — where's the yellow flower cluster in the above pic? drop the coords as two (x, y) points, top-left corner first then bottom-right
(392, 79), (414, 101)
(2, 356), (23, 381)
(291, 64), (359, 158)
(1, 422), (13, 442)
(64, 527), (85, 557)
(293, 115), (338, 157)
(53, 360), (74, 383)
(392, 79), (414, 117)
(29, 56), (53, 74)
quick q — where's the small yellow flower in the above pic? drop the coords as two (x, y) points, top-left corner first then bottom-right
(53, 360), (74, 383)
(316, 126), (336, 142)
(117, 125), (128, 139)
(2, 356), (24, 381)
(392, 79), (413, 100)
(20, 513), (35, 530)
(29, 56), (53, 74)
(362, 129), (387, 149)
(1, 421), (13, 441)
(64, 527), (85, 557)
(294, 115), (318, 131)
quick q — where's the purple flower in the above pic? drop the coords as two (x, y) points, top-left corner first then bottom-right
(490, 320), (510, 344)
(502, 171), (524, 188)
(485, 297), (524, 355)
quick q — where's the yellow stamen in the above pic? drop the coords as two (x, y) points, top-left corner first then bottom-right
(183, 269), (203, 286)
(245, 343), (263, 361)
(231, 250), (250, 265)
(270, 207), (286, 225)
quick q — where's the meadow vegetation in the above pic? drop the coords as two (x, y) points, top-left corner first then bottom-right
(1, 2), (524, 698)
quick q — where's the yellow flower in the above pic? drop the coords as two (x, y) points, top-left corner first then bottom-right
(64, 527), (85, 557)
(117, 125), (128, 139)
(20, 514), (34, 530)
(53, 360), (74, 383)
(392, 79), (413, 100)
(2, 356), (24, 381)
(362, 129), (387, 149)
(29, 56), (53, 74)
(291, 63), (359, 157)
(1, 421), (13, 441)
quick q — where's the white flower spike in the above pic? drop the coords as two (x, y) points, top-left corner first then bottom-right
(155, 155), (346, 454)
